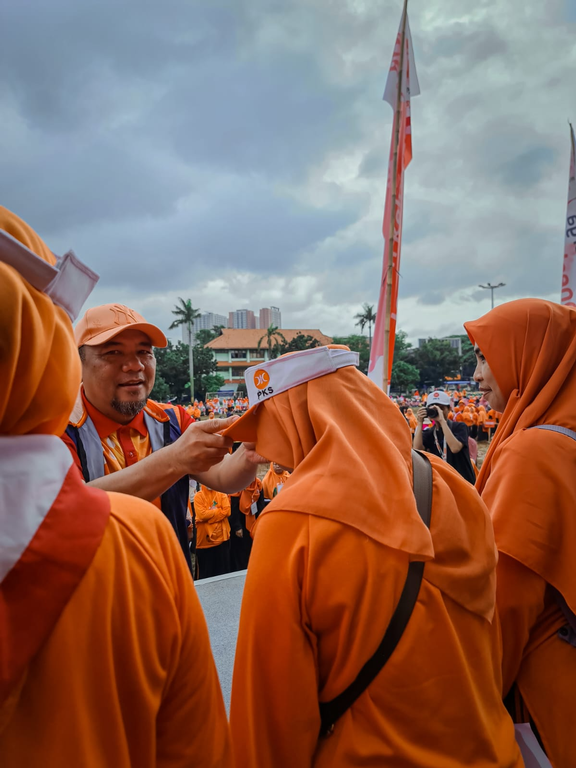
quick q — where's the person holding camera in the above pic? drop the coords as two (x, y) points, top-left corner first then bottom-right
(414, 391), (476, 484)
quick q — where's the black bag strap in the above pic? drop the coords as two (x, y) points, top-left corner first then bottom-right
(319, 449), (433, 737)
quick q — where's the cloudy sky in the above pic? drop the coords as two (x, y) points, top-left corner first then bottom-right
(2, 0), (575, 343)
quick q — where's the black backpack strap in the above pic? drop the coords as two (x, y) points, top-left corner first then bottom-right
(318, 449), (433, 737)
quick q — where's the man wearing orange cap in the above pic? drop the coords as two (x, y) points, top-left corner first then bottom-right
(63, 304), (261, 571)
(0, 207), (232, 766)
(224, 347), (521, 767)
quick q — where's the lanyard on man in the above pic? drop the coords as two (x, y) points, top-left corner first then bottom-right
(433, 426), (447, 461)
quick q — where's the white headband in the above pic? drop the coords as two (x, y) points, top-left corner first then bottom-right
(245, 346), (360, 407)
(0, 229), (99, 321)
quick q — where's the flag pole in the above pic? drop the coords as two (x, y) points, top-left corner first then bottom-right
(382, 0), (409, 393)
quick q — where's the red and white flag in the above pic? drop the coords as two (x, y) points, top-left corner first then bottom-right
(368, 5), (419, 390)
(561, 124), (576, 307)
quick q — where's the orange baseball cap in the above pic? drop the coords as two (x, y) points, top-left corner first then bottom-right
(75, 303), (167, 347)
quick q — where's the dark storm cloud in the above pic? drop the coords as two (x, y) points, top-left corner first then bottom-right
(48, 176), (361, 290)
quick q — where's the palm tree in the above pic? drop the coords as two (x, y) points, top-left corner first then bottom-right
(169, 298), (201, 398)
(354, 303), (377, 349)
(257, 324), (287, 360)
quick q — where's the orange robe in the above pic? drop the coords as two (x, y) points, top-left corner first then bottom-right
(0, 471), (232, 768)
(466, 298), (576, 768)
(230, 458), (521, 768)
(480, 429), (576, 768)
(226, 359), (521, 768)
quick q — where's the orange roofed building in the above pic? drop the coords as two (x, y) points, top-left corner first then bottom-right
(205, 328), (333, 386)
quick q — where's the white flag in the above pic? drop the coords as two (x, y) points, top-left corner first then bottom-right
(561, 124), (576, 307)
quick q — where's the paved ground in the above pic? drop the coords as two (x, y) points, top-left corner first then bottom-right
(195, 570), (246, 710)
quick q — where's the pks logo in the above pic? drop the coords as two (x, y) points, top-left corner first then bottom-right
(253, 369), (274, 400)
(254, 370), (270, 390)
(433, 392), (440, 398)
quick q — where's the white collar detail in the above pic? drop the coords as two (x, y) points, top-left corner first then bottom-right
(0, 435), (72, 583)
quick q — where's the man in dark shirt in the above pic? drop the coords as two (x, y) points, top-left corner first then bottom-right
(413, 390), (476, 484)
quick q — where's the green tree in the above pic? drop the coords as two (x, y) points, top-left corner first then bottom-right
(193, 345), (219, 398)
(332, 334), (370, 375)
(444, 334), (476, 379)
(257, 324), (288, 359)
(151, 340), (219, 401)
(168, 298), (201, 395)
(151, 341), (191, 401)
(277, 333), (322, 355)
(354, 303), (377, 348)
(393, 330), (413, 363)
(390, 360), (420, 393)
(195, 328), (218, 346)
(202, 373), (226, 395)
(411, 338), (461, 388)
(149, 372), (171, 402)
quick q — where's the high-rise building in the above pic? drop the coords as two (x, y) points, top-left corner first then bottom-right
(228, 309), (257, 330)
(181, 311), (228, 345)
(259, 306), (281, 329)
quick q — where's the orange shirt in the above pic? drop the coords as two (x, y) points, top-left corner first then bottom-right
(1, 492), (232, 767)
(194, 487), (231, 548)
(62, 392), (192, 511)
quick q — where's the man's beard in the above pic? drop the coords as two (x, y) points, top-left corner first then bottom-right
(110, 398), (147, 419)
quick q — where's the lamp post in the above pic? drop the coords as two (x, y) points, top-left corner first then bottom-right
(479, 282), (505, 309)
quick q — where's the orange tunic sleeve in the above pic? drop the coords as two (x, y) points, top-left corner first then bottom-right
(495, 553), (547, 696)
(195, 493), (231, 524)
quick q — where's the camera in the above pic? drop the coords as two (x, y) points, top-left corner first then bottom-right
(426, 406), (440, 419)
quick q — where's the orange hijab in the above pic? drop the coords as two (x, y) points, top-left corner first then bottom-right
(248, 368), (433, 558)
(465, 299), (576, 610)
(0, 207), (81, 436)
(229, 363), (497, 619)
(465, 299), (576, 492)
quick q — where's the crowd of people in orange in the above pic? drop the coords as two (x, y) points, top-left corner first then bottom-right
(399, 393), (502, 440)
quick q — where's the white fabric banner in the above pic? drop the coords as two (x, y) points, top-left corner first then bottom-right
(561, 124), (576, 307)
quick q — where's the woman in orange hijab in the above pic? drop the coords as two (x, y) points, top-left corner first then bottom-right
(262, 462), (290, 500)
(0, 207), (231, 767)
(465, 298), (576, 768)
(225, 347), (521, 768)
(405, 407), (418, 434)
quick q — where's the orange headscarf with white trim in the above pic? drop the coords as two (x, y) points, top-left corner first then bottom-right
(229, 360), (498, 619)
(0, 206), (80, 436)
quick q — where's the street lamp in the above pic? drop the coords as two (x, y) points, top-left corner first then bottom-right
(479, 282), (505, 309)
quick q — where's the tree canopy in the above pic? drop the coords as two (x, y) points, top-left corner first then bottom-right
(150, 341), (219, 402)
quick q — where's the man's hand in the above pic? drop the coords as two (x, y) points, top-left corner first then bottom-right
(170, 416), (239, 475)
(241, 442), (269, 465)
(416, 407), (427, 424)
(235, 529), (244, 538)
(431, 406), (444, 424)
